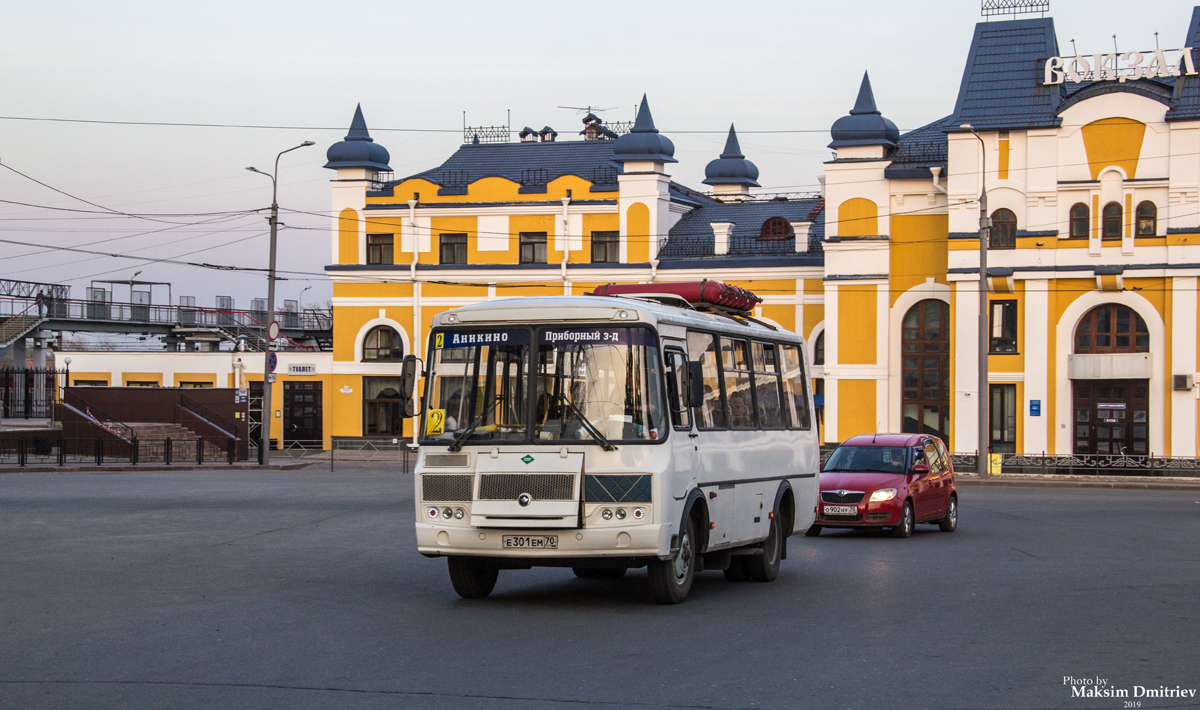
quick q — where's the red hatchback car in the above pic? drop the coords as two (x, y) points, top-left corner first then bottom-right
(807, 434), (958, 538)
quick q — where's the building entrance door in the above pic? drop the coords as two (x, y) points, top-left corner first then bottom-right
(1072, 380), (1149, 455)
(901, 300), (950, 444)
(283, 381), (323, 444)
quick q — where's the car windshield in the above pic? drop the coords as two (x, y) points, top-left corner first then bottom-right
(823, 445), (910, 474)
(534, 327), (665, 443)
(422, 328), (530, 446)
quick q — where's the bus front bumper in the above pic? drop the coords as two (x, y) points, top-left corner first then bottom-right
(416, 522), (671, 559)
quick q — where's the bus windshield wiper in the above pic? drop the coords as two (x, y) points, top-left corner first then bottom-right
(448, 396), (502, 452)
(555, 392), (617, 451)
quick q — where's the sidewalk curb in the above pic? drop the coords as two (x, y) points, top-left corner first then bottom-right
(0, 462), (315, 474)
(957, 474), (1200, 491)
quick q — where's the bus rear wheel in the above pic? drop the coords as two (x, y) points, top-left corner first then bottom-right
(648, 517), (696, 604)
(746, 515), (782, 582)
(447, 556), (499, 599)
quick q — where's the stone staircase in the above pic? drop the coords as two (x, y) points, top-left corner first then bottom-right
(128, 422), (222, 462)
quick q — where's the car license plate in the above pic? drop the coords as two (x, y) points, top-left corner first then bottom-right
(823, 505), (857, 515)
(502, 535), (558, 549)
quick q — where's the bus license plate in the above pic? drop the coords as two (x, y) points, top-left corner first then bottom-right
(823, 505), (857, 516)
(502, 535), (558, 549)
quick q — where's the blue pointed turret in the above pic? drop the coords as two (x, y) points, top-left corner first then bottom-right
(703, 124), (760, 187)
(613, 94), (677, 163)
(324, 104), (392, 171)
(829, 73), (899, 150)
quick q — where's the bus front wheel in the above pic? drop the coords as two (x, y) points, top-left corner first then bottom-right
(648, 517), (696, 604)
(447, 556), (499, 598)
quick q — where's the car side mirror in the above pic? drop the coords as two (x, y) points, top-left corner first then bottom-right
(911, 463), (930, 475)
(687, 361), (704, 408)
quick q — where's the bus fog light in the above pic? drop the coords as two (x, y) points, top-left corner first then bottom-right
(632, 508), (645, 520)
(454, 508), (465, 519)
(442, 507), (454, 519)
(427, 507), (439, 519)
(601, 509), (613, 520)
(615, 508), (627, 520)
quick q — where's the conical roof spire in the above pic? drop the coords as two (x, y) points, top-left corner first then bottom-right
(324, 104), (391, 171)
(720, 124), (745, 158)
(850, 73), (879, 115)
(704, 124), (759, 188)
(345, 103), (374, 142)
(613, 94), (677, 163)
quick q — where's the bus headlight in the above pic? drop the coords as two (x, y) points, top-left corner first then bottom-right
(454, 508), (465, 520)
(442, 507), (454, 519)
(427, 507), (439, 519)
(615, 508), (627, 520)
(869, 488), (898, 502)
(601, 509), (613, 520)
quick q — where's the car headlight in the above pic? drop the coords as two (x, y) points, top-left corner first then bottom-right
(869, 488), (898, 502)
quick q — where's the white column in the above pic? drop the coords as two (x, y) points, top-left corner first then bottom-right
(1171, 276), (1198, 457)
(1023, 280), (1049, 454)
(824, 283), (839, 443)
(954, 280), (980, 453)
(875, 284), (889, 432)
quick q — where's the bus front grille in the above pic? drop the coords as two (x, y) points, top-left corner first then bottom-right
(422, 474), (473, 502)
(479, 474), (575, 501)
(425, 453), (470, 468)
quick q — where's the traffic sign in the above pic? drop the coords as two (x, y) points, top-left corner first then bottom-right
(267, 320), (280, 341)
(267, 352), (278, 373)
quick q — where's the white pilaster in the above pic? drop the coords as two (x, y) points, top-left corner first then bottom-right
(955, 280), (980, 453)
(1023, 279), (1049, 453)
(1171, 276), (1197, 456)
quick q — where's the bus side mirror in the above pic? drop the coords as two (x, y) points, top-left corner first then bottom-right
(687, 362), (704, 408)
(400, 355), (421, 401)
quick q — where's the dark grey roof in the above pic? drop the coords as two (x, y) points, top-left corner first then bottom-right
(659, 199), (825, 259)
(396, 140), (622, 188)
(1168, 9), (1200, 121)
(613, 95), (677, 163)
(703, 125), (760, 187)
(669, 183), (719, 209)
(324, 104), (392, 172)
(830, 72), (899, 149)
(948, 18), (1062, 131)
(884, 115), (955, 179)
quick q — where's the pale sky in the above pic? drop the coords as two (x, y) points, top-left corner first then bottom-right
(1, 0), (1194, 311)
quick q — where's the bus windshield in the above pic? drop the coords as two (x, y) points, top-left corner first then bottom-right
(423, 328), (530, 446)
(534, 327), (665, 443)
(823, 445), (910, 474)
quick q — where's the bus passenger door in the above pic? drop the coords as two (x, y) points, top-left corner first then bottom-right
(663, 347), (696, 500)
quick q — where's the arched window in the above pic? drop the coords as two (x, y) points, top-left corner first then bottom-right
(813, 331), (825, 366)
(1136, 201), (1157, 237)
(1074, 304), (1148, 354)
(760, 217), (794, 241)
(363, 325), (403, 361)
(989, 208), (1016, 249)
(1103, 202), (1122, 241)
(1070, 203), (1090, 239)
(901, 300), (950, 443)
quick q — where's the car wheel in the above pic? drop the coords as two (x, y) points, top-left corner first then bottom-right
(746, 515), (782, 582)
(891, 501), (914, 539)
(804, 524), (822, 537)
(938, 495), (958, 532)
(648, 516), (696, 604)
(723, 556), (750, 581)
(447, 556), (499, 598)
(573, 566), (627, 579)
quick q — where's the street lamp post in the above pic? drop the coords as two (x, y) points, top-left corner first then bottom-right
(961, 124), (990, 477)
(247, 141), (315, 465)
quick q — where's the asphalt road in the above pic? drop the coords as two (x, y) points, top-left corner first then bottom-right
(1, 466), (1197, 710)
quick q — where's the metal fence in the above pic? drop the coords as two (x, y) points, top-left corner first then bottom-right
(1, 368), (62, 419)
(821, 448), (1199, 477)
(0, 437), (238, 466)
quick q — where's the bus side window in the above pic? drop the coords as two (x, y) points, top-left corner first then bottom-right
(663, 349), (691, 430)
(779, 344), (812, 430)
(686, 331), (726, 429)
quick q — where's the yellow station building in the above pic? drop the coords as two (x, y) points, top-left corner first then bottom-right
(64, 6), (1200, 458)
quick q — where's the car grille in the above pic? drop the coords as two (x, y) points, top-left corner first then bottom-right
(425, 453), (470, 468)
(821, 491), (865, 504)
(821, 513), (863, 522)
(422, 474), (473, 502)
(479, 473), (575, 501)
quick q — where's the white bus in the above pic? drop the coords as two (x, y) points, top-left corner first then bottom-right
(412, 292), (819, 603)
